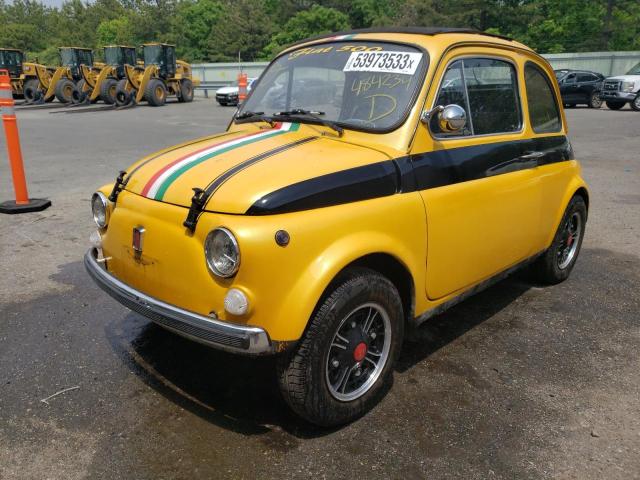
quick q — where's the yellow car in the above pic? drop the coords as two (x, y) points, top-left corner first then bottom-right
(86, 27), (589, 426)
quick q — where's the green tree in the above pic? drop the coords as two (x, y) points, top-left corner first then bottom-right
(262, 4), (350, 58)
(96, 16), (135, 47)
(207, 0), (274, 61)
(170, 0), (222, 61)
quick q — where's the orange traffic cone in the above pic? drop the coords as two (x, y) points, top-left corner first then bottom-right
(0, 69), (51, 214)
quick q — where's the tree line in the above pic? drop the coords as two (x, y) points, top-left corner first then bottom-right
(1, 0), (639, 66)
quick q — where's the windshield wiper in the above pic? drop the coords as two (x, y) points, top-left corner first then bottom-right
(274, 109), (344, 136)
(235, 111), (275, 127)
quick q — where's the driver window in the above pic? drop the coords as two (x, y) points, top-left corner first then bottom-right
(564, 73), (576, 84)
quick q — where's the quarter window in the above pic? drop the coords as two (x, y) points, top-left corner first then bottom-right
(432, 57), (521, 137)
(525, 63), (562, 133)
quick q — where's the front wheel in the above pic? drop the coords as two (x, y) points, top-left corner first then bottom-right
(630, 94), (640, 111)
(531, 195), (587, 285)
(144, 78), (167, 107)
(178, 79), (194, 103)
(589, 92), (602, 109)
(606, 100), (625, 110)
(277, 268), (404, 427)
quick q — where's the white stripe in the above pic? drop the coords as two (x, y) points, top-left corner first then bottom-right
(0, 89), (13, 99)
(0, 105), (14, 116)
(146, 122), (293, 198)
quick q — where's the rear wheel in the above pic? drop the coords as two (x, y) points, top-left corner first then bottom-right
(144, 78), (167, 107)
(606, 100), (625, 110)
(531, 195), (587, 285)
(630, 95), (640, 111)
(55, 78), (77, 103)
(277, 268), (404, 426)
(23, 79), (43, 103)
(100, 78), (118, 105)
(178, 79), (194, 103)
(588, 92), (602, 109)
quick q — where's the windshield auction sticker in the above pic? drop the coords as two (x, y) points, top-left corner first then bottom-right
(343, 51), (423, 75)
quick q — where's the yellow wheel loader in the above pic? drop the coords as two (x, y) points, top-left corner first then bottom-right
(44, 47), (103, 104)
(115, 43), (197, 107)
(80, 45), (137, 105)
(0, 48), (55, 104)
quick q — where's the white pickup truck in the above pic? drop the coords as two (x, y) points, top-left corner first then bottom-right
(599, 62), (640, 111)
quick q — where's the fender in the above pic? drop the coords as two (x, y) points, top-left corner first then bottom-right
(542, 165), (589, 249)
(271, 230), (422, 341)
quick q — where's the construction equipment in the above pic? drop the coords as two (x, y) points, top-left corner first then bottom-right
(44, 47), (102, 104)
(81, 45), (137, 105)
(0, 48), (55, 104)
(115, 43), (196, 107)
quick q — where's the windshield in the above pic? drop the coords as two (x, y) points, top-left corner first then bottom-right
(239, 41), (427, 131)
(0, 50), (22, 67)
(554, 70), (569, 79)
(144, 45), (164, 66)
(627, 62), (640, 75)
(104, 47), (123, 66)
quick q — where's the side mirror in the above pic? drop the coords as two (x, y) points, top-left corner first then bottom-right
(421, 104), (467, 134)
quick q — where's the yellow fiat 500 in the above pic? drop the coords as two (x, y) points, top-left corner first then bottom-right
(86, 28), (588, 426)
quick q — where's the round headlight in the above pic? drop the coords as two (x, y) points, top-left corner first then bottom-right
(91, 192), (109, 228)
(204, 227), (240, 277)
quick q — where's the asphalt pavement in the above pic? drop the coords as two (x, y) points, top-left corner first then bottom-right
(0, 100), (638, 479)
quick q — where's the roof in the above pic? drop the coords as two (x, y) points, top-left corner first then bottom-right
(289, 27), (514, 48)
(0, 48), (22, 52)
(59, 47), (93, 51)
(104, 45), (136, 49)
(142, 43), (175, 47)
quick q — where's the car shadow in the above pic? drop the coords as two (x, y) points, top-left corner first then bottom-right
(105, 269), (533, 439)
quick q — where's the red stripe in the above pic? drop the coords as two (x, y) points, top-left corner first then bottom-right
(140, 124), (282, 197)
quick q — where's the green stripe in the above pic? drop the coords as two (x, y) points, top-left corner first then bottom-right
(155, 123), (299, 200)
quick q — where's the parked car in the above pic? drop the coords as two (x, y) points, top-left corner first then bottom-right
(555, 69), (605, 108)
(86, 28), (588, 427)
(599, 62), (640, 111)
(215, 77), (256, 106)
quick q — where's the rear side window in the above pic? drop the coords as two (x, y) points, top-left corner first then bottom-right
(578, 73), (597, 82)
(525, 63), (562, 133)
(433, 57), (521, 137)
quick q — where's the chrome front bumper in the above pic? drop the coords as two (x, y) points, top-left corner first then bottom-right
(600, 91), (637, 101)
(84, 248), (273, 355)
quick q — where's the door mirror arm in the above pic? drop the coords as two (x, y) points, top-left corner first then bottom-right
(421, 104), (467, 134)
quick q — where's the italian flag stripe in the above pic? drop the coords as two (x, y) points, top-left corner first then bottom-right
(142, 122), (298, 200)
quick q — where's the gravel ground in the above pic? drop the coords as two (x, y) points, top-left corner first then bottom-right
(0, 100), (638, 480)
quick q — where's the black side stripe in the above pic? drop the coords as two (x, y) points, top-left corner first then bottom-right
(246, 135), (573, 215)
(183, 136), (318, 231)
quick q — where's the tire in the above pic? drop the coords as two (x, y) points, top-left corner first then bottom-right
(115, 79), (134, 107)
(55, 78), (76, 103)
(588, 92), (602, 109)
(277, 268), (404, 427)
(76, 79), (93, 104)
(630, 94), (640, 111)
(606, 100), (625, 110)
(99, 78), (118, 105)
(144, 78), (167, 107)
(178, 78), (194, 103)
(531, 195), (587, 285)
(23, 79), (42, 103)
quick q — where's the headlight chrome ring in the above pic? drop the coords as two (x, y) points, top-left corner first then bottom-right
(205, 227), (241, 278)
(91, 192), (110, 228)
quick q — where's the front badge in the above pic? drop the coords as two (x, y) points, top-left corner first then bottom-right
(132, 226), (145, 258)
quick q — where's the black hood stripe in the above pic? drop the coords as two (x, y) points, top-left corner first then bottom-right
(203, 136), (318, 208)
(246, 135), (573, 215)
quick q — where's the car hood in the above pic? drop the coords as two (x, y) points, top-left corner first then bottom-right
(123, 122), (394, 215)
(216, 86), (238, 94)
(606, 75), (640, 82)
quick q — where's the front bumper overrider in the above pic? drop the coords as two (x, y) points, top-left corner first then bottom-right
(84, 248), (273, 355)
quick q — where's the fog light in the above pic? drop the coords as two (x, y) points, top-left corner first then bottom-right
(224, 288), (249, 316)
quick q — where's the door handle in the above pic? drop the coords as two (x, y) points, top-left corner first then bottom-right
(520, 151), (545, 160)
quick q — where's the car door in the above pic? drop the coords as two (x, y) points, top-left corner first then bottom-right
(560, 73), (578, 103)
(576, 72), (599, 103)
(410, 52), (543, 300)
